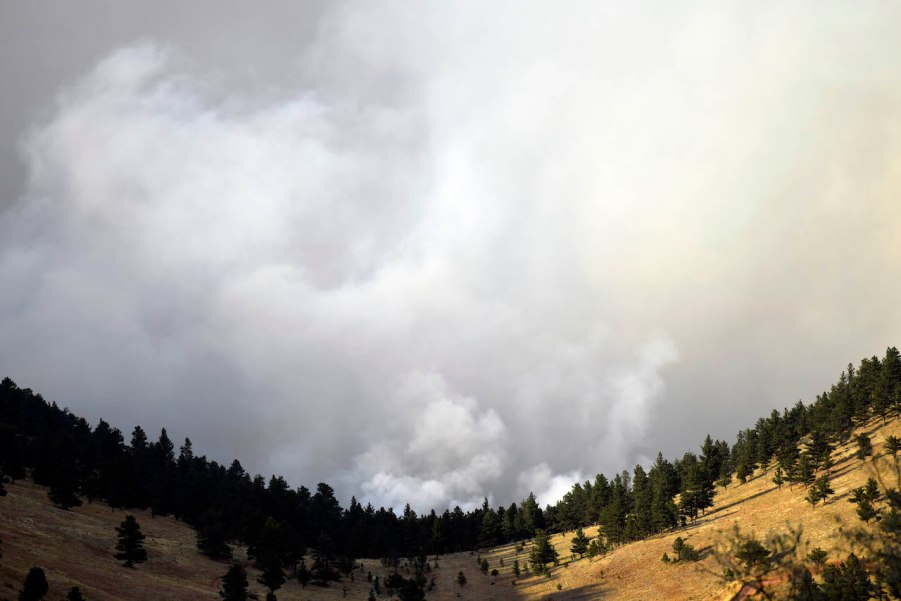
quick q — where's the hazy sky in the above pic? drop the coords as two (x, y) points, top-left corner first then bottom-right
(2, 1), (901, 512)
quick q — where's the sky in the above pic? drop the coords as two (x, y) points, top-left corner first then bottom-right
(2, 1), (901, 512)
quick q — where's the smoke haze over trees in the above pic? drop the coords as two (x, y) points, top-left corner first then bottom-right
(2, 2), (901, 512)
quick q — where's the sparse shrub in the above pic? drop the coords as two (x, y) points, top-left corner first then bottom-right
(661, 552), (671, 563)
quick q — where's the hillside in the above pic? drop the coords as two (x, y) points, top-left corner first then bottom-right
(1, 417), (898, 600)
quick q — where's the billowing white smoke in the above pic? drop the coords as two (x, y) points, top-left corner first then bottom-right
(0, 40), (680, 510)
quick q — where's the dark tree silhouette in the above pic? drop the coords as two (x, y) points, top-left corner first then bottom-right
(218, 564), (249, 601)
(66, 587), (86, 601)
(115, 515), (148, 567)
(18, 567), (49, 601)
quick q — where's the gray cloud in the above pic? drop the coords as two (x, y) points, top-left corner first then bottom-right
(2, 2), (901, 510)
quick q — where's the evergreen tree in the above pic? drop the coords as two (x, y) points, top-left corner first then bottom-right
(886, 435), (901, 459)
(18, 567), (49, 601)
(256, 554), (285, 599)
(806, 475), (834, 508)
(219, 564), (249, 601)
(66, 587), (86, 601)
(456, 571), (466, 587)
(570, 527), (589, 558)
(529, 530), (559, 568)
(671, 537), (700, 562)
(793, 454), (815, 488)
(47, 470), (82, 510)
(197, 521), (232, 560)
(114, 515), (148, 567)
(855, 433), (873, 460)
(820, 553), (873, 600)
(771, 465), (785, 488)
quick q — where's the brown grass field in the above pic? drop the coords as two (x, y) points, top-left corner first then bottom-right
(1, 417), (899, 600)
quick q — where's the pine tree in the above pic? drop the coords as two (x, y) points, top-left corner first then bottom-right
(793, 453), (815, 488)
(197, 521), (232, 560)
(570, 527), (590, 558)
(805, 475), (834, 508)
(671, 537), (699, 562)
(456, 571), (466, 587)
(772, 466), (784, 489)
(856, 433), (873, 460)
(48, 471), (82, 510)
(219, 564), (249, 601)
(257, 553), (285, 598)
(114, 515), (148, 567)
(821, 553), (873, 600)
(66, 587), (86, 601)
(18, 567), (49, 601)
(886, 435), (901, 459)
(529, 530), (559, 568)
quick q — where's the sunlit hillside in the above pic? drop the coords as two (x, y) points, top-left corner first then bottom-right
(2, 417), (899, 600)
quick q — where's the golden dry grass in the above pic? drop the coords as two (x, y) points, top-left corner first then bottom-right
(479, 417), (901, 600)
(0, 417), (898, 600)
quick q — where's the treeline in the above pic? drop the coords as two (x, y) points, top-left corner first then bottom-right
(543, 346), (901, 548)
(1, 347), (900, 571)
(0, 377), (549, 570)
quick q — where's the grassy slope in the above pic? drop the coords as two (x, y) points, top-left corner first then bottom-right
(0, 417), (898, 600)
(481, 416), (901, 600)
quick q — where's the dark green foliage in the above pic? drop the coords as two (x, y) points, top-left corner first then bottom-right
(114, 515), (147, 567)
(66, 587), (86, 601)
(805, 475), (834, 508)
(18, 567), (49, 601)
(794, 453), (816, 488)
(513, 558), (520, 576)
(886, 435), (901, 458)
(789, 569), (824, 601)
(197, 521), (232, 560)
(772, 466), (785, 488)
(855, 433), (873, 460)
(734, 538), (770, 572)
(480, 558), (488, 574)
(820, 554), (873, 600)
(671, 537), (700, 562)
(256, 552), (285, 595)
(3, 347), (901, 578)
(47, 466), (82, 510)
(807, 547), (828, 566)
(529, 530), (559, 568)
(570, 527), (589, 557)
(456, 570), (466, 587)
(218, 564), (249, 601)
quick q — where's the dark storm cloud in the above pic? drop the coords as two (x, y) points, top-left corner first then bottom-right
(2, 1), (901, 510)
